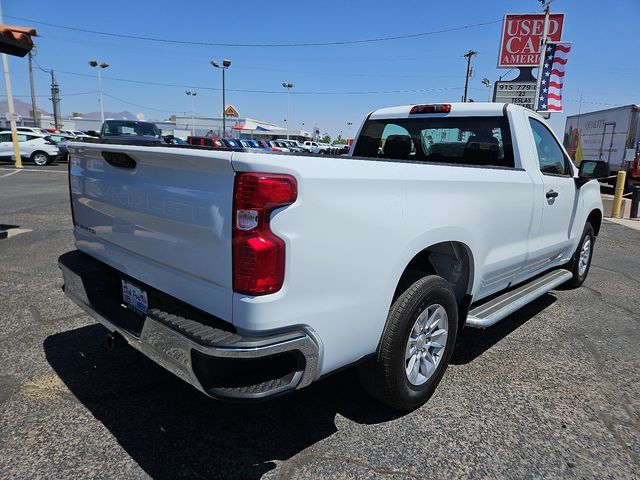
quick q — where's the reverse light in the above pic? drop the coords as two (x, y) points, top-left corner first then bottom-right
(233, 173), (297, 295)
(410, 104), (451, 114)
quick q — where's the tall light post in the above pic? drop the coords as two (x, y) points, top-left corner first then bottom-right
(282, 82), (294, 139)
(346, 121), (353, 140)
(481, 78), (492, 102)
(88, 60), (109, 123)
(211, 59), (231, 137)
(186, 91), (197, 136)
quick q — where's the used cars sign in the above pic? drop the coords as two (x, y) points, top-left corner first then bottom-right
(498, 13), (564, 67)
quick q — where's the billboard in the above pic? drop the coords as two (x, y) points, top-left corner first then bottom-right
(494, 81), (537, 110)
(498, 13), (564, 67)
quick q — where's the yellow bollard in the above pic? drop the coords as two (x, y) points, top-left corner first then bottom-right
(11, 129), (22, 169)
(611, 171), (626, 219)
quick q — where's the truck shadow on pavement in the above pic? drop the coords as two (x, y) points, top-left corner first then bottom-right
(44, 325), (401, 480)
(452, 293), (557, 365)
(43, 293), (556, 479)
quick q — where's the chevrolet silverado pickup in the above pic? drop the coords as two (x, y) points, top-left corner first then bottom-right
(59, 103), (608, 410)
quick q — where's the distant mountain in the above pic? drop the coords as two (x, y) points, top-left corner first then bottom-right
(0, 99), (136, 121)
(81, 110), (137, 121)
(0, 98), (49, 117)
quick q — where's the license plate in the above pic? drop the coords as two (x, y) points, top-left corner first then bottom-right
(121, 279), (148, 315)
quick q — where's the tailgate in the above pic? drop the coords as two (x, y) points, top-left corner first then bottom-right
(68, 143), (235, 321)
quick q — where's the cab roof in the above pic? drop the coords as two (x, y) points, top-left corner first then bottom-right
(368, 102), (516, 119)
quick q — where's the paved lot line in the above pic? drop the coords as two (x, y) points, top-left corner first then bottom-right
(0, 168), (66, 174)
(0, 169), (22, 179)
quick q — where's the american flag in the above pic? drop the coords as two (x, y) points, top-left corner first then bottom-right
(536, 42), (572, 112)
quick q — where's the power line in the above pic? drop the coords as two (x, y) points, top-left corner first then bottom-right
(0, 91), (97, 98)
(101, 92), (176, 114)
(39, 67), (472, 95)
(5, 14), (502, 47)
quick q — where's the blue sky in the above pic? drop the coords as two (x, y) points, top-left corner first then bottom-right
(3, 0), (639, 137)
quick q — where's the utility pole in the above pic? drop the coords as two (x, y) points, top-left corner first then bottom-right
(50, 70), (61, 129)
(463, 50), (477, 102)
(28, 50), (39, 127)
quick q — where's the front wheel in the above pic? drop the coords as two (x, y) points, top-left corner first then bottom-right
(358, 274), (458, 411)
(31, 151), (51, 166)
(563, 222), (595, 289)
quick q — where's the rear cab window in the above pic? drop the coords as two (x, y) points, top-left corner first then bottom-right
(353, 116), (515, 168)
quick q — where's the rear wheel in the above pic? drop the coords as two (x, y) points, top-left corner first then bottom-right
(31, 151), (51, 166)
(563, 222), (595, 289)
(358, 274), (458, 411)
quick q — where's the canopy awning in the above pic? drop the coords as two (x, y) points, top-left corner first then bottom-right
(231, 120), (286, 134)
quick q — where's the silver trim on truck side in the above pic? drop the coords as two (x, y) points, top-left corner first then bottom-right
(58, 252), (320, 400)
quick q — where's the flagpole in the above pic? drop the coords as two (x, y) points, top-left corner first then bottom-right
(535, 1), (551, 112)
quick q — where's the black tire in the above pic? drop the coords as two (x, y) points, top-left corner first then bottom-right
(31, 151), (51, 166)
(563, 222), (595, 289)
(358, 274), (458, 411)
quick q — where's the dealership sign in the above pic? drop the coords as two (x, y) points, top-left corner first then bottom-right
(498, 13), (564, 67)
(494, 81), (537, 110)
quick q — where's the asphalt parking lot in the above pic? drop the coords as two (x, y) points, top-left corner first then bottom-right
(1, 162), (639, 479)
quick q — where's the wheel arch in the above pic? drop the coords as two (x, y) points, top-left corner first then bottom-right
(586, 208), (603, 236)
(392, 241), (475, 315)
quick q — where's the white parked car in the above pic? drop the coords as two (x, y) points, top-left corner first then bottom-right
(0, 131), (59, 166)
(59, 103), (606, 410)
(302, 140), (328, 154)
(16, 126), (46, 136)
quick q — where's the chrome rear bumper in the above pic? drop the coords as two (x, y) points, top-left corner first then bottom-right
(58, 250), (319, 400)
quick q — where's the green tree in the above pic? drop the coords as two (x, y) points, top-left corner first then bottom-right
(321, 134), (331, 143)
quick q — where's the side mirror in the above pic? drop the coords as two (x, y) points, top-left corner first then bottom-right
(576, 160), (610, 188)
(578, 159), (610, 179)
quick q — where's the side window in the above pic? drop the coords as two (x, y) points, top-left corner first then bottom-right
(0, 133), (10, 142)
(17, 134), (28, 142)
(529, 118), (569, 175)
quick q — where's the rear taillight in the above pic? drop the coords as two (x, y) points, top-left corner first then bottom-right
(410, 104), (451, 114)
(233, 173), (297, 295)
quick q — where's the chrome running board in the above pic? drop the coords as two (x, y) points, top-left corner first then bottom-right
(465, 269), (572, 328)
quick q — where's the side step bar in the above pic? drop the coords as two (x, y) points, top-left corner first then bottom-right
(465, 269), (572, 328)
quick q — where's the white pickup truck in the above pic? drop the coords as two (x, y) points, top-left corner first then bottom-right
(59, 103), (608, 410)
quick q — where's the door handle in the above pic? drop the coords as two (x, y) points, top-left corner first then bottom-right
(546, 189), (559, 199)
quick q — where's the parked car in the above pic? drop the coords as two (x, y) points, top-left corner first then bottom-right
(221, 139), (245, 149)
(163, 135), (188, 145)
(16, 126), (46, 136)
(302, 140), (326, 154)
(45, 134), (75, 162)
(60, 102), (607, 411)
(0, 131), (59, 165)
(239, 139), (269, 150)
(274, 139), (306, 152)
(100, 120), (164, 144)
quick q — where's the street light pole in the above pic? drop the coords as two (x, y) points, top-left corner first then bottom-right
(186, 91), (196, 136)
(211, 59), (231, 138)
(89, 60), (109, 123)
(462, 50), (477, 103)
(346, 122), (353, 140)
(282, 82), (294, 140)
